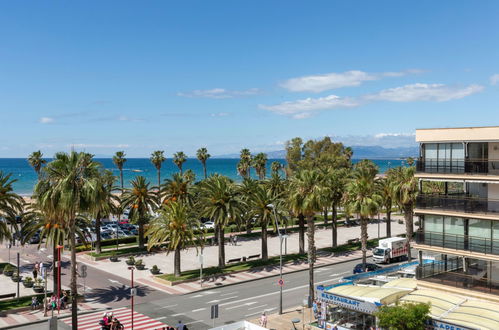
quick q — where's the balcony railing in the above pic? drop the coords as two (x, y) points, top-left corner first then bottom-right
(416, 158), (499, 174)
(416, 194), (499, 215)
(415, 230), (499, 256)
(416, 259), (499, 295)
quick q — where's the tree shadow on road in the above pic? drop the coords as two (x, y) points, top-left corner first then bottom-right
(87, 285), (154, 304)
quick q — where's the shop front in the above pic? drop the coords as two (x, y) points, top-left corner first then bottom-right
(317, 284), (411, 330)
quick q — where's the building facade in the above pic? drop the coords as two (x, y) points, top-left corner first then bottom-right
(414, 126), (499, 295)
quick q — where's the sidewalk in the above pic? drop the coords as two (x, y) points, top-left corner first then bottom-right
(249, 306), (319, 330)
(0, 299), (109, 329)
(75, 218), (406, 295)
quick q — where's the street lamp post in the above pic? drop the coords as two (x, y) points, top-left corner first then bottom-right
(268, 204), (284, 315)
(128, 266), (135, 329)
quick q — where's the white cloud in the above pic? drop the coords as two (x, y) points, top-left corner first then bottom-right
(259, 94), (359, 119)
(280, 69), (423, 93)
(374, 132), (415, 139)
(177, 88), (260, 99)
(39, 117), (54, 124)
(364, 83), (484, 102)
(210, 112), (230, 117)
(490, 74), (499, 85)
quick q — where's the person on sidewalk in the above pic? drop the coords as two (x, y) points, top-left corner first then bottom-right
(259, 312), (267, 327)
(32, 264), (38, 280)
(233, 235), (238, 246)
(31, 296), (39, 310)
(175, 320), (185, 330)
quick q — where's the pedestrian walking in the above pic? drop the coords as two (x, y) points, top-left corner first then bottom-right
(233, 235), (238, 246)
(32, 266), (38, 280)
(229, 234), (233, 246)
(259, 312), (267, 327)
(175, 320), (185, 330)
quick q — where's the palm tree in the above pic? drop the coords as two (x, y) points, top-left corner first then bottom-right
(173, 152), (187, 175)
(150, 150), (166, 189)
(246, 184), (282, 260)
(92, 170), (119, 254)
(322, 168), (349, 247)
(271, 161), (282, 176)
(161, 172), (194, 207)
(392, 164), (418, 261)
(197, 175), (243, 268)
(0, 172), (23, 242)
(146, 201), (199, 277)
(345, 161), (380, 272)
(113, 151), (127, 193)
(288, 170), (323, 302)
(35, 151), (101, 328)
(196, 148), (211, 179)
(238, 149), (252, 178)
(238, 178), (259, 234)
(121, 176), (158, 249)
(27, 151), (46, 179)
(377, 170), (395, 238)
(253, 153), (268, 180)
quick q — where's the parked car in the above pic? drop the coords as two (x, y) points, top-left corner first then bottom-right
(353, 263), (382, 274)
(201, 221), (215, 229)
(29, 233), (40, 244)
(101, 232), (112, 240)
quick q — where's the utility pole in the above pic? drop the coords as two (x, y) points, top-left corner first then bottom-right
(16, 253), (20, 301)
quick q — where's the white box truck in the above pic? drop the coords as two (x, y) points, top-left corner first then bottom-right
(372, 237), (408, 264)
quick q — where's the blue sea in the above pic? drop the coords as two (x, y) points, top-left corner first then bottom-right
(0, 158), (406, 195)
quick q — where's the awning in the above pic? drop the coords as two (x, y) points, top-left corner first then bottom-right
(382, 278), (417, 290)
(442, 300), (499, 330)
(399, 289), (464, 318)
(326, 284), (412, 305)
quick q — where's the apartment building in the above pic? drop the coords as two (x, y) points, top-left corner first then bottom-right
(414, 126), (499, 296)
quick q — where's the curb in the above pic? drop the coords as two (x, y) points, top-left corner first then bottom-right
(174, 253), (366, 294)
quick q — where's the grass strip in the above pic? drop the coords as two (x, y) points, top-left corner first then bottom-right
(0, 293), (46, 311)
(88, 246), (147, 258)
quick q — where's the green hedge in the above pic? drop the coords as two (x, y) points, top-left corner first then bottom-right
(75, 236), (139, 252)
(0, 293), (48, 311)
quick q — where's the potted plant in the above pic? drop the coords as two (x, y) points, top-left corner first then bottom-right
(23, 276), (34, 288)
(125, 256), (135, 266)
(11, 273), (22, 282)
(135, 259), (145, 270)
(110, 252), (119, 262)
(33, 278), (44, 293)
(150, 265), (160, 275)
(3, 264), (14, 277)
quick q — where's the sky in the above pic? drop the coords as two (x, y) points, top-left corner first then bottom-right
(1, 1), (499, 157)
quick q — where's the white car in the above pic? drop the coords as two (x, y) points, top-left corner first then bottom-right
(201, 221), (215, 229)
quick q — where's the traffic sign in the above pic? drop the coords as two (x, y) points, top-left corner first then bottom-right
(80, 264), (87, 278)
(210, 304), (219, 319)
(278, 279), (284, 287)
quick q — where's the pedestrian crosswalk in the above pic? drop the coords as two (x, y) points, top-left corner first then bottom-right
(61, 307), (169, 330)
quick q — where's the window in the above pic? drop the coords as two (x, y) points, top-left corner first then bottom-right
(469, 219), (491, 253)
(423, 143), (464, 173)
(424, 215), (444, 247)
(444, 217), (464, 249)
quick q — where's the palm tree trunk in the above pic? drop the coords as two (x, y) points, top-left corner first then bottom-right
(180, 165), (183, 176)
(298, 214), (305, 254)
(52, 243), (58, 294)
(203, 163), (207, 179)
(174, 246), (181, 277)
(157, 169), (161, 190)
(261, 222), (268, 261)
(95, 213), (102, 254)
(360, 217), (368, 272)
(386, 209), (392, 238)
(218, 225), (225, 268)
(120, 169), (124, 194)
(306, 216), (315, 302)
(138, 220), (145, 249)
(70, 218), (78, 328)
(246, 219), (252, 234)
(323, 208), (328, 225)
(331, 203), (338, 247)
(404, 205), (413, 261)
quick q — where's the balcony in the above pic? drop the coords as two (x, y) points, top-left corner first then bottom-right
(416, 158), (499, 174)
(416, 258), (499, 295)
(416, 194), (499, 216)
(415, 230), (499, 256)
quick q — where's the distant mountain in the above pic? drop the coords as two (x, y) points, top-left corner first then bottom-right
(213, 145), (418, 160)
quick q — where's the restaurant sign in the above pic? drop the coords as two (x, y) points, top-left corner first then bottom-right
(320, 292), (379, 314)
(428, 319), (478, 330)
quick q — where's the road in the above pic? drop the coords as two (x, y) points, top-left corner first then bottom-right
(6, 244), (407, 329)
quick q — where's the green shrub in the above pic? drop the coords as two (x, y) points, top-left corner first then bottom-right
(134, 259), (143, 266)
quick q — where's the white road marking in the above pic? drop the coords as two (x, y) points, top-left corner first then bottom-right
(225, 301), (258, 310)
(108, 279), (124, 285)
(220, 291), (238, 296)
(245, 311), (264, 317)
(329, 271), (350, 277)
(186, 320), (205, 325)
(206, 296), (238, 304)
(220, 277), (343, 307)
(248, 304), (267, 310)
(171, 312), (185, 317)
(191, 308), (206, 313)
(191, 294), (204, 298)
(156, 316), (167, 320)
(158, 304), (178, 309)
(21, 259), (30, 263)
